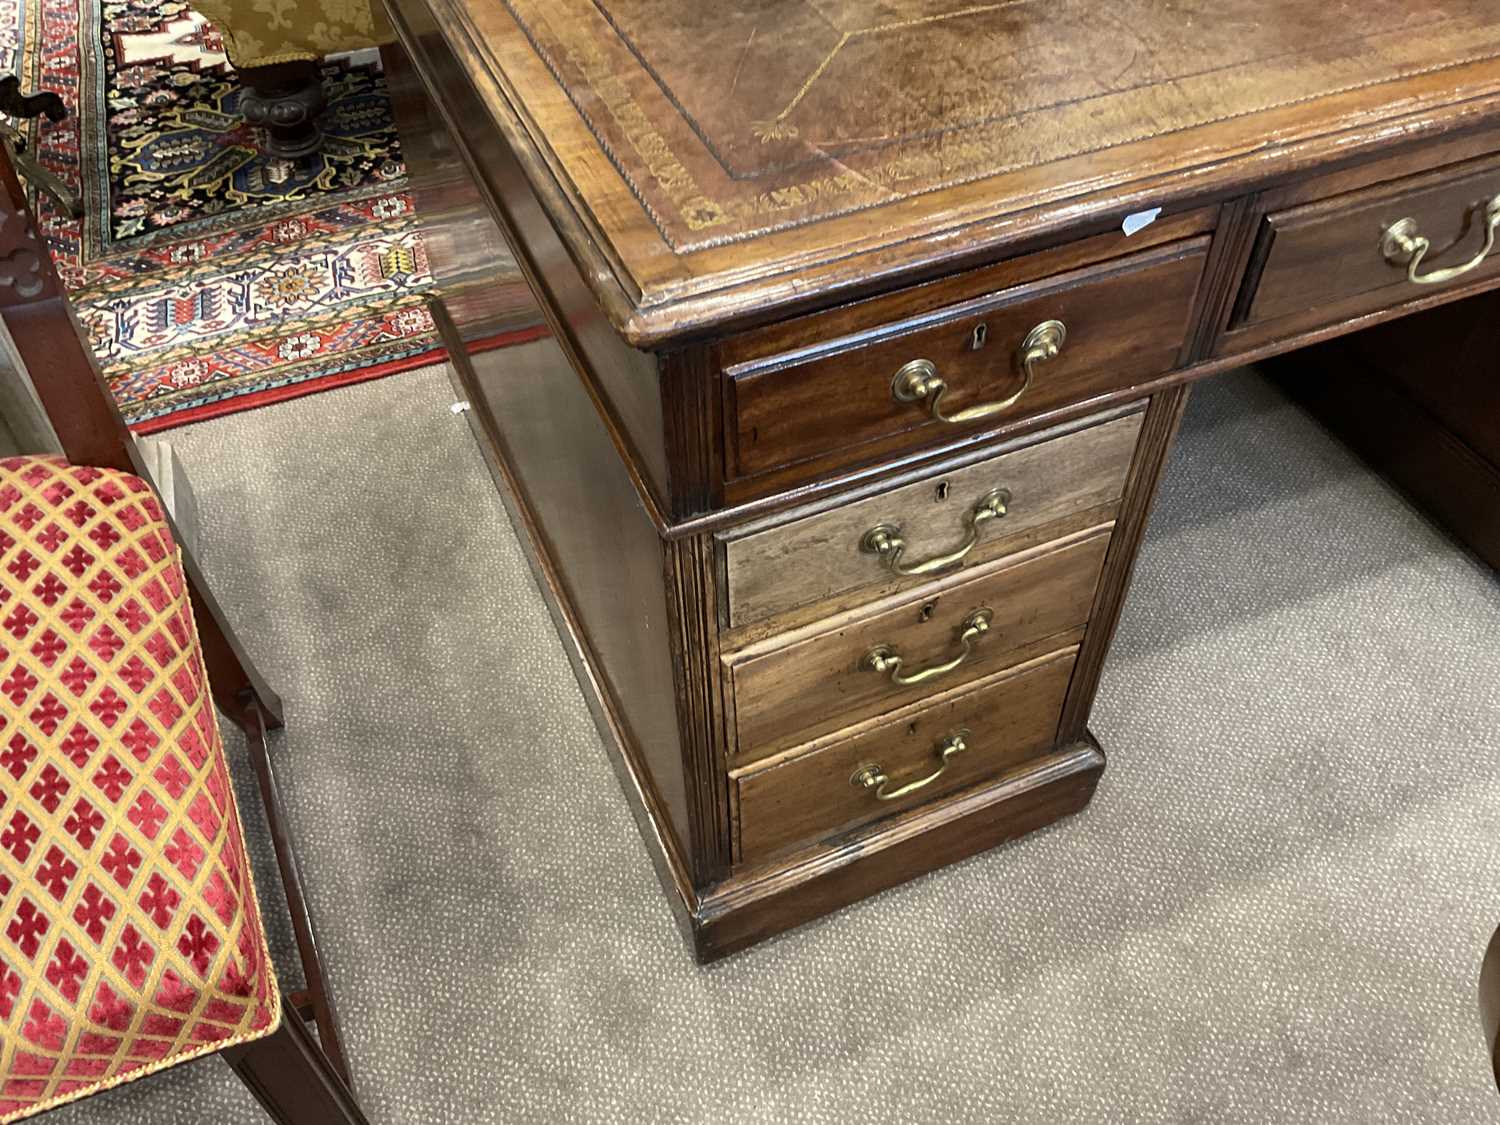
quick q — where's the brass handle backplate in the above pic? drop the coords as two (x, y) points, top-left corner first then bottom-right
(864, 609), (992, 687)
(861, 488), (1010, 577)
(852, 731), (969, 801)
(891, 320), (1065, 425)
(1381, 195), (1500, 286)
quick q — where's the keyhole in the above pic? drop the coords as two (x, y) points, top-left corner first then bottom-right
(970, 323), (989, 351)
(918, 601), (936, 623)
(934, 480), (950, 502)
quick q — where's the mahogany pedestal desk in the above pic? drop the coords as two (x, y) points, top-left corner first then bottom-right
(380, 1), (1500, 959)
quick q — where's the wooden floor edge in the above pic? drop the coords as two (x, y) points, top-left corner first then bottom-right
(690, 736), (1107, 961)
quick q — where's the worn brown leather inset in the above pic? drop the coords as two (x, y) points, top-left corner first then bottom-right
(506, 0), (1500, 251)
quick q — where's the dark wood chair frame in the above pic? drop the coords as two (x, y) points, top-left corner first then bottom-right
(0, 145), (367, 1123)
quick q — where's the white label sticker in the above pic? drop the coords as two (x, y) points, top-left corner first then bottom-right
(1122, 207), (1162, 236)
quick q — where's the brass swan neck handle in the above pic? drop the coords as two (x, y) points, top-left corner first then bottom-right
(864, 609), (993, 687)
(1381, 195), (1500, 286)
(891, 320), (1065, 425)
(860, 488), (1011, 578)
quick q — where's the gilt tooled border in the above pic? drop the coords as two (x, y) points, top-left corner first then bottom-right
(502, 0), (689, 252)
(586, 0), (1463, 186)
(504, 0), (1500, 258)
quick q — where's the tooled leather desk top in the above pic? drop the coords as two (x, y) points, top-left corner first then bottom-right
(426, 0), (1500, 343)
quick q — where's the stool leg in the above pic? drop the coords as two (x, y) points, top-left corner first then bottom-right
(244, 700), (352, 1085)
(236, 60), (327, 160)
(184, 548), (286, 731)
(223, 1011), (369, 1125)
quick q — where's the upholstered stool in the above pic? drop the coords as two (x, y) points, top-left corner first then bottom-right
(188, 0), (394, 158)
(0, 457), (277, 1118)
(0, 457), (356, 1123)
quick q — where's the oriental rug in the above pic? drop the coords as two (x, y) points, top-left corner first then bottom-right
(0, 0), (538, 431)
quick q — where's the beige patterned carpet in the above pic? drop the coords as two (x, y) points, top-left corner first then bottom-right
(43, 361), (1500, 1123)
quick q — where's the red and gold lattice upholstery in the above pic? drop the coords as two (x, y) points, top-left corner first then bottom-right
(0, 457), (279, 1122)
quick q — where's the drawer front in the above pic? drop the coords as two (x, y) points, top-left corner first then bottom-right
(724, 528), (1109, 760)
(721, 410), (1142, 629)
(1240, 153), (1500, 328)
(724, 240), (1205, 485)
(732, 648), (1077, 865)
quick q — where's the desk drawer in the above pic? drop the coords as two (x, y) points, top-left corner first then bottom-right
(1239, 153), (1500, 329)
(724, 527), (1108, 760)
(720, 410), (1143, 629)
(731, 648), (1077, 866)
(724, 240), (1205, 487)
